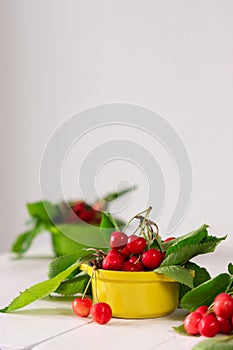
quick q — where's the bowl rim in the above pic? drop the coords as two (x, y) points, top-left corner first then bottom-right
(80, 263), (179, 283)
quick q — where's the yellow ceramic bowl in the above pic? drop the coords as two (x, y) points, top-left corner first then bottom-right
(80, 264), (179, 319)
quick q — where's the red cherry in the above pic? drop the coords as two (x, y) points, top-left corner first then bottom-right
(71, 201), (85, 214)
(72, 297), (92, 318)
(68, 201), (100, 223)
(102, 250), (124, 270)
(184, 311), (202, 335)
(198, 314), (220, 337)
(121, 261), (141, 271)
(71, 201), (99, 223)
(91, 302), (112, 324)
(217, 316), (232, 334)
(66, 201), (85, 222)
(164, 237), (175, 242)
(107, 249), (125, 260)
(213, 293), (233, 319)
(110, 231), (128, 249)
(141, 248), (163, 270)
(107, 249), (122, 255)
(121, 245), (131, 258)
(195, 305), (209, 316)
(78, 208), (96, 222)
(127, 236), (146, 254)
(128, 256), (144, 271)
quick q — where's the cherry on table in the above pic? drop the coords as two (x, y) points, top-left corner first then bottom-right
(184, 311), (202, 335)
(195, 305), (208, 316)
(198, 314), (220, 337)
(217, 316), (232, 334)
(91, 302), (112, 325)
(72, 297), (92, 318)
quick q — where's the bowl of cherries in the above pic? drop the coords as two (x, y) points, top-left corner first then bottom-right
(81, 208), (180, 319)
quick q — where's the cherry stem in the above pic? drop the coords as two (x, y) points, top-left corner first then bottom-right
(93, 269), (99, 303)
(134, 255), (141, 265)
(123, 207), (152, 232)
(82, 270), (94, 299)
(138, 207), (152, 234)
(141, 229), (147, 242)
(134, 208), (152, 242)
(225, 281), (233, 294)
(130, 224), (141, 237)
(145, 218), (159, 236)
(146, 226), (152, 249)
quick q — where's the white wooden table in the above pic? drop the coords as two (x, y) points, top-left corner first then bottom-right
(0, 238), (232, 350)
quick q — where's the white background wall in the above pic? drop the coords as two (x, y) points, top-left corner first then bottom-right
(1, 0), (233, 253)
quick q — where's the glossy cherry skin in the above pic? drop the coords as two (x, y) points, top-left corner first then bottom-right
(184, 311), (202, 335)
(213, 293), (233, 319)
(91, 302), (112, 324)
(128, 256), (144, 271)
(72, 297), (92, 318)
(102, 250), (124, 270)
(110, 231), (128, 249)
(198, 314), (220, 337)
(217, 316), (232, 334)
(107, 249), (124, 257)
(141, 248), (163, 269)
(121, 261), (141, 271)
(127, 235), (146, 254)
(195, 305), (209, 316)
(121, 245), (131, 258)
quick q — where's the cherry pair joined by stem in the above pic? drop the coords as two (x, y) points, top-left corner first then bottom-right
(72, 298), (112, 325)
